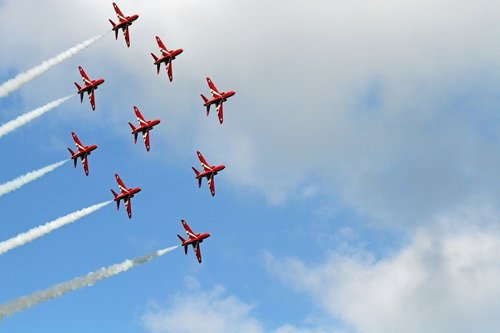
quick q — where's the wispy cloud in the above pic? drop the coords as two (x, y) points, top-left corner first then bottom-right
(265, 209), (500, 333)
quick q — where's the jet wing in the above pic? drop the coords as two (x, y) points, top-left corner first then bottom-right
(196, 151), (213, 172)
(115, 174), (127, 193)
(143, 130), (151, 151)
(113, 2), (126, 21)
(156, 36), (170, 56)
(81, 155), (89, 176)
(181, 219), (197, 239)
(88, 89), (96, 111)
(72, 132), (84, 150)
(134, 106), (148, 126)
(207, 77), (221, 97)
(194, 242), (202, 263)
(125, 197), (132, 218)
(123, 27), (130, 47)
(167, 59), (173, 82)
(208, 175), (216, 197)
(216, 102), (224, 124)
(79, 67), (92, 86)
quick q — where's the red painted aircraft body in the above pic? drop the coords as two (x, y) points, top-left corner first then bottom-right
(192, 151), (225, 197)
(177, 219), (211, 263)
(200, 77), (235, 124)
(109, 2), (139, 47)
(128, 106), (161, 152)
(67, 132), (97, 176)
(151, 36), (183, 82)
(74, 66), (104, 111)
(111, 173), (141, 219)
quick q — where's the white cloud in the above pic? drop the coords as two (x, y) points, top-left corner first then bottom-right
(142, 284), (264, 333)
(2, 0), (500, 224)
(265, 208), (500, 333)
(142, 280), (349, 333)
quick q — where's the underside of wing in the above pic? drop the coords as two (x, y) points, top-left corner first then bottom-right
(115, 174), (127, 192)
(89, 90), (96, 110)
(123, 27), (130, 47)
(134, 107), (148, 126)
(125, 197), (132, 218)
(72, 132), (84, 149)
(181, 219), (196, 238)
(197, 151), (212, 172)
(79, 66), (91, 84)
(194, 242), (202, 263)
(216, 102), (224, 124)
(143, 130), (151, 151)
(156, 36), (169, 55)
(167, 59), (173, 82)
(208, 175), (216, 196)
(207, 77), (220, 96)
(81, 155), (89, 176)
(113, 2), (126, 21)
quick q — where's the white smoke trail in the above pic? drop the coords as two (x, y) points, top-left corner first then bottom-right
(0, 201), (112, 255)
(0, 245), (179, 320)
(0, 160), (68, 198)
(0, 95), (73, 139)
(0, 34), (106, 98)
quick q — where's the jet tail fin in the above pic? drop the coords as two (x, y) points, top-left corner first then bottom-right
(74, 83), (84, 102)
(109, 19), (118, 40)
(177, 234), (186, 244)
(200, 94), (210, 115)
(67, 148), (77, 167)
(128, 123), (138, 143)
(111, 189), (120, 210)
(151, 54), (161, 74)
(192, 167), (202, 188)
(177, 235), (188, 255)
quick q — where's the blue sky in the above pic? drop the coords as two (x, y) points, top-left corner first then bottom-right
(1, 1), (500, 332)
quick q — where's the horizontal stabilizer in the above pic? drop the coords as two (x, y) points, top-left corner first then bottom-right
(177, 234), (186, 244)
(128, 122), (136, 132)
(200, 94), (209, 104)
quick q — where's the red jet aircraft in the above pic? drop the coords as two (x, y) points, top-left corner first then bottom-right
(109, 2), (139, 47)
(200, 77), (236, 124)
(67, 132), (97, 176)
(111, 173), (141, 219)
(192, 151), (225, 197)
(151, 36), (183, 82)
(74, 66), (104, 111)
(128, 106), (161, 152)
(177, 219), (211, 263)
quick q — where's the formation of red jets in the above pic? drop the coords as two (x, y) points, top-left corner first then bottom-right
(68, 2), (236, 263)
